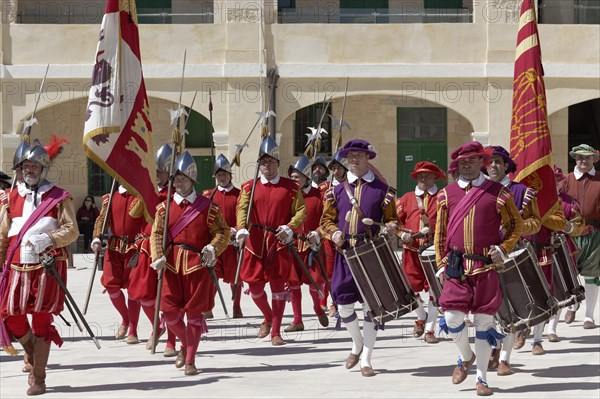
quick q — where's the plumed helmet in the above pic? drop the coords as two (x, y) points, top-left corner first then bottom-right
(24, 144), (50, 168)
(174, 151), (198, 182)
(288, 154), (311, 179)
(12, 141), (31, 170)
(328, 149), (348, 170)
(155, 144), (173, 173)
(258, 136), (280, 161)
(214, 153), (232, 174)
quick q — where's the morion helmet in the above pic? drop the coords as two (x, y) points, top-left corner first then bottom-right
(214, 153), (232, 174)
(258, 136), (280, 161)
(155, 144), (173, 173)
(287, 154), (311, 179)
(12, 141), (31, 170)
(328, 149), (348, 170)
(174, 151), (198, 182)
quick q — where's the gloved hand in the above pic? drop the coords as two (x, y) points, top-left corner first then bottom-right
(563, 221), (574, 235)
(275, 225), (293, 244)
(229, 227), (237, 244)
(26, 234), (53, 254)
(307, 231), (321, 249)
(150, 255), (167, 272)
(91, 238), (102, 255)
(384, 222), (399, 235)
(399, 231), (413, 242)
(236, 229), (249, 247)
(332, 231), (344, 247)
(201, 244), (216, 267)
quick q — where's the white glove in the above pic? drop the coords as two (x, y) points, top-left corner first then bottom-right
(307, 231), (321, 246)
(201, 244), (216, 267)
(276, 225), (293, 244)
(563, 221), (574, 235)
(400, 232), (412, 242)
(332, 230), (344, 247)
(150, 255), (167, 272)
(26, 234), (53, 254)
(236, 228), (249, 246)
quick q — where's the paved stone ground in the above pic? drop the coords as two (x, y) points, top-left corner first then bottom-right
(1, 254), (599, 399)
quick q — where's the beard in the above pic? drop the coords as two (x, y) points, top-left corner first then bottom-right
(24, 175), (40, 187)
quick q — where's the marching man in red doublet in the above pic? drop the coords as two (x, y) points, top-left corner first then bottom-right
(434, 141), (523, 396)
(285, 155), (329, 332)
(127, 144), (177, 354)
(202, 154), (243, 319)
(0, 139), (79, 396)
(92, 182), (147, 344)
(150, 151), (229, 375)
(396, 161), (445, 344)
(236, 136), (306, 346)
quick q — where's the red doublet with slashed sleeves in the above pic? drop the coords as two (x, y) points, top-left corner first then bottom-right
(153, 197), (228, 315)
(96, 191), (147, 291)
(237, 177), (305, 284)
(289, 186), (325, 286)
(203, 186), (240, 283)
(396, 190), (437, 292)
(128, 186), (168, 302)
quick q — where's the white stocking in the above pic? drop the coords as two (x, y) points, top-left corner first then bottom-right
(337, 303), (363, 355)
(361, 319), (377, 368)
(474, 314), (495, 383)
(547, 309), (561, 335)
(414, 296), (427, 320)
(425, 298), (439, 332)
(584, 283), (599, 322)
(444, 310), (473, 361)
(532, 322), (545, 343)
(499, 333), (514, 363)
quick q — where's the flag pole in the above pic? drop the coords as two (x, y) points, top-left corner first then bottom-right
(83, 178), (117, 315)
(151, 50), (186, 354)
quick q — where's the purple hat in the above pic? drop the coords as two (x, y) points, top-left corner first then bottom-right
(339, 139), (377, 160)
(487, 145), (517, 174)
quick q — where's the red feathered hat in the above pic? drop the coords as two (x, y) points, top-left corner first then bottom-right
(410, 161), (446, 181)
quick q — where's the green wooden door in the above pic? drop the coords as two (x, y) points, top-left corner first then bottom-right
(193, 156), (214, 193)
(396, 108), (447, 196)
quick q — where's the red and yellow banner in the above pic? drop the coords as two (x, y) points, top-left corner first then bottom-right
(509, 0), (558, 220)
(83, 0), (159, 222)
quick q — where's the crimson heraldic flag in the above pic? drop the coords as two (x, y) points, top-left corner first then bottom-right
(83, 0), (159, 222)
(509, 0), (558, 220)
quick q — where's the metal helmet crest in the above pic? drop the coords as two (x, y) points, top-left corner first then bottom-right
(258, 136), (280, 161)
(12, 141), (31, 170)
(155, 144), (173, 173)
(174, 151), (198, 182)
(287, 154), (311, 179)
(214, 153), (232, 174)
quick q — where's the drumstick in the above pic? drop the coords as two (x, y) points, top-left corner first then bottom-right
(341, 211), (352, 241)
(411, 226), (430, 239)
(362, 217), (384, 227)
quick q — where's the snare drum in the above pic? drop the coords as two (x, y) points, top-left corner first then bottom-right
(551, 233), (585, 308)
(495, 243), (559, 334)
(417, 246), (443, 308)
(344, 234), (419, 325)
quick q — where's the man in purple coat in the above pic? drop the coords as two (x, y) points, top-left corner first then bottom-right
(434, 141), (523, 396)
(317, 139), (398, 378)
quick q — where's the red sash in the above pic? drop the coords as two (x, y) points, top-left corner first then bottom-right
(0, 185), (69, 351)
(166, 195), (212, 244)
(445, 179), (494, 253)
